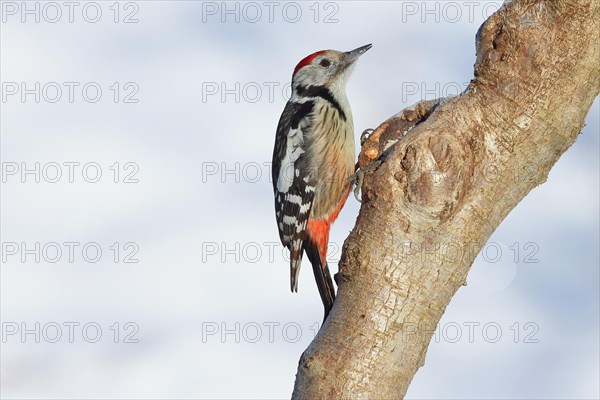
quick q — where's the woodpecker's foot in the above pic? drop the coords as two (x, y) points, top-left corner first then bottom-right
(348, 159), (383, 202)
(360, 128), (374, 146)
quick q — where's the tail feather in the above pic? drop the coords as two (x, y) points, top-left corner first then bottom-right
(304, 240), (336, 321)
(290, 240), (303, 292)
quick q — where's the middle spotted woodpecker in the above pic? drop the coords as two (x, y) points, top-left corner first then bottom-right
(272, 44), (371, 320)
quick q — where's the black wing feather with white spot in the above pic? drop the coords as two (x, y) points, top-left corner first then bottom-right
(272, 100), (316, 292)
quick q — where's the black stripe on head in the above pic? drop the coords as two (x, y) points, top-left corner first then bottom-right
(296, 85), (347, 121)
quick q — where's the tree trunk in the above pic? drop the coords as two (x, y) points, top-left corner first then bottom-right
(292, 0), (600, 398)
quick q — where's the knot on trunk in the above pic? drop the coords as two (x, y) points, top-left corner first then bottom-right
(396, 132), (473, 222)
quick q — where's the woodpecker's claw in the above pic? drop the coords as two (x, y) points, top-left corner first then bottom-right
(348, 170), (364, 202)
(348, 128), (377, 202)
(348, 160), (382, 203)
(360, 128), (374, 146)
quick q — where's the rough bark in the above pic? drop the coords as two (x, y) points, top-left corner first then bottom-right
(292, 0), (600, 398)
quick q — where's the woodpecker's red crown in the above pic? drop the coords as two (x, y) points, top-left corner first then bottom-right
(293, 50), (326, 78)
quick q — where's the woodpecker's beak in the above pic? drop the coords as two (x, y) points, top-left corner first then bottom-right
(345, 44), (372, 63)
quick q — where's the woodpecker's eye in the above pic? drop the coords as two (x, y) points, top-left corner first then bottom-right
(319, 59), (331, 68)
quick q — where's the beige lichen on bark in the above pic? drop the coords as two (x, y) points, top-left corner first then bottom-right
(292, 0), (600, 398)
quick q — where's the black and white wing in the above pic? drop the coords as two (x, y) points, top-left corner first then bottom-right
(272, 100), (316, 292)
